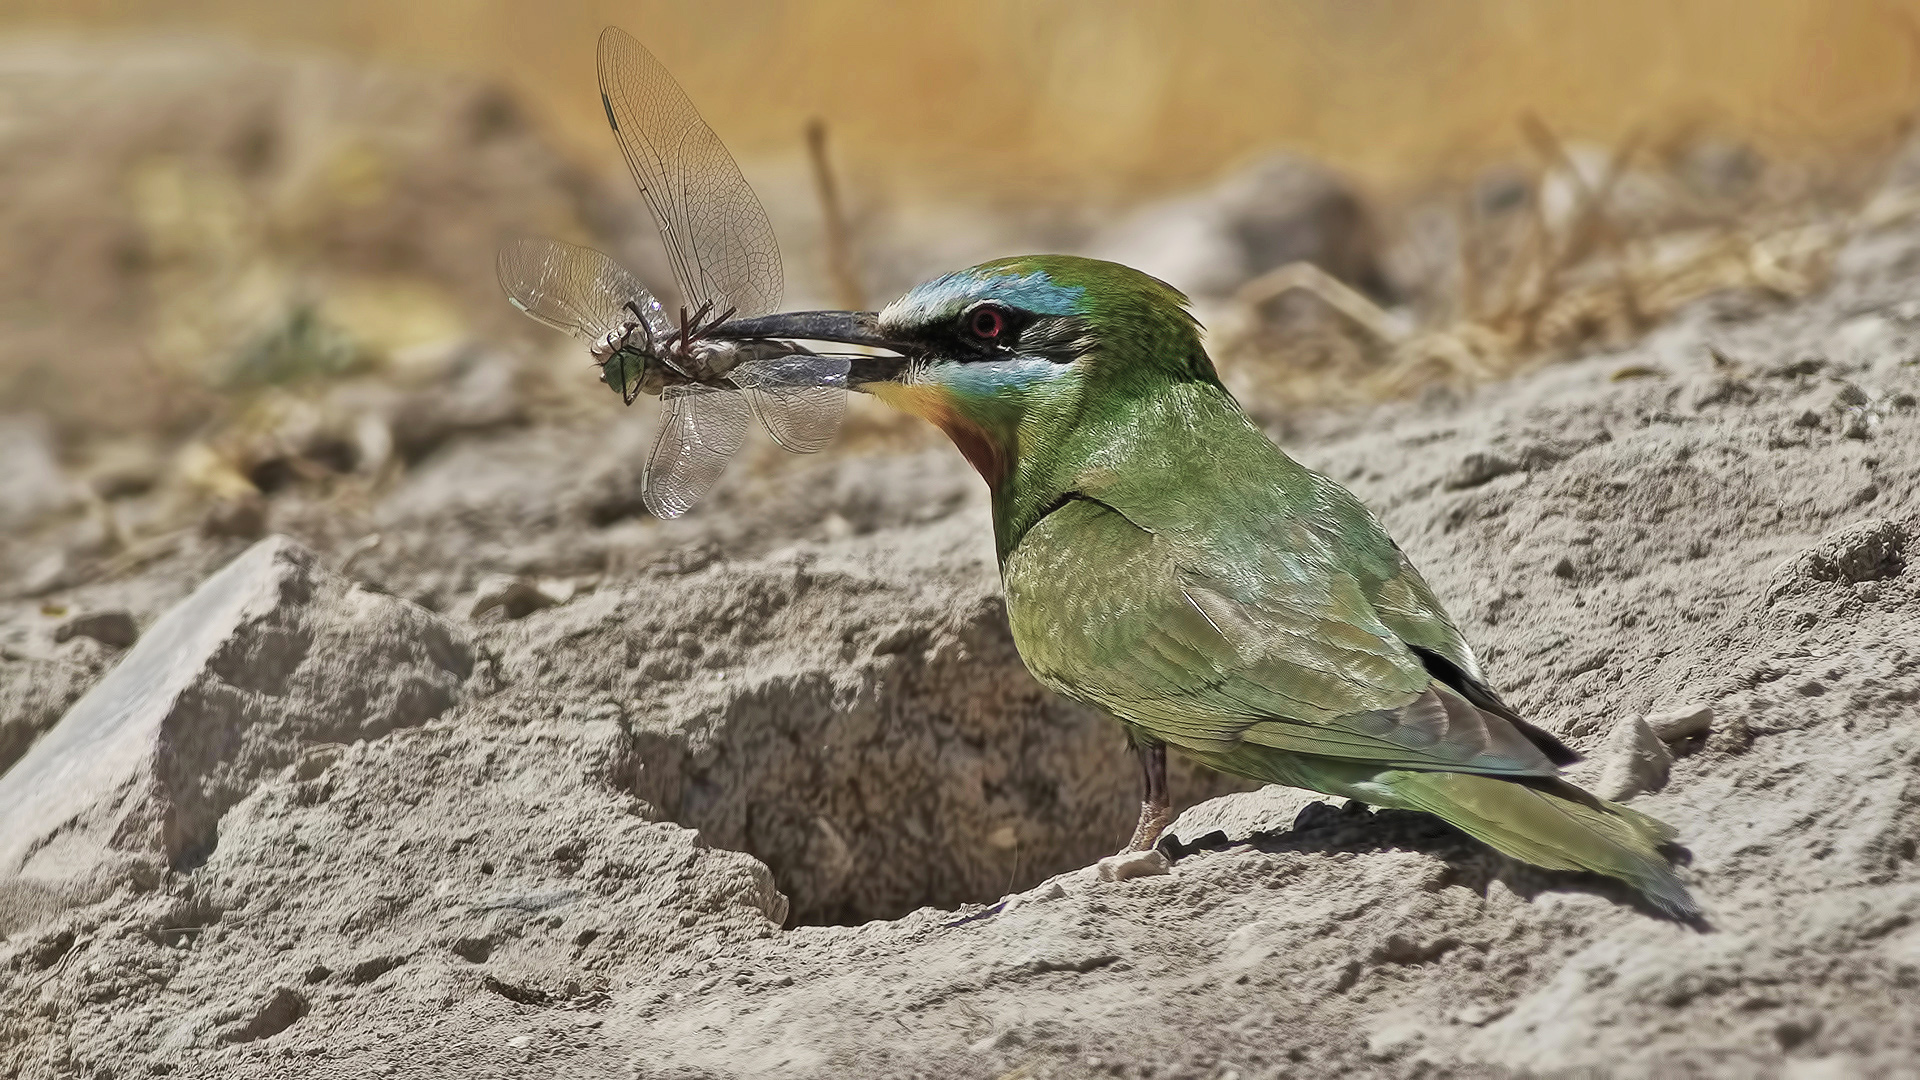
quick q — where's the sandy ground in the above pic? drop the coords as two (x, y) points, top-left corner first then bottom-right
(1, 207), (1917, 1077)
(3, 38), (1920, 1080)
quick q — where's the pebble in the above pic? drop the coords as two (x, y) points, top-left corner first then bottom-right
(1445, 451), (1519, 490)
(998, 878), (1071, 915)
(468, 575), (574, 620)
(1645, 704), (1714, 742)
(1585, 715), (1674, 801)
(1096, 850), (1171, 882)
(53, 609), (139, 650)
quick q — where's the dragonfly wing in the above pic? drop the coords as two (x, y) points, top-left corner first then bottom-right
(597, 27), (782, 318)
(643, 384), (750, 519)
(731, 354), (851, 454)
(497, 236), (668, 341)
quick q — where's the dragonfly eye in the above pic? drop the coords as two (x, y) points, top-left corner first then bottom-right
(966, 305), (1008, 342)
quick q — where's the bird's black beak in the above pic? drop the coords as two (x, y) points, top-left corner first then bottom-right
(708, 310), (914, 387)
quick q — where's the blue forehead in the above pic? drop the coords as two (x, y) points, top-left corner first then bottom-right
(881, 268), (1087, 327)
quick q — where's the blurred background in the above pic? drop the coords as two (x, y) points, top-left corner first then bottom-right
(6, 0), (1920, 598)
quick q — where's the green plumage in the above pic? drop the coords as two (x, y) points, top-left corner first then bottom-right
(873, 255), (1698, 918)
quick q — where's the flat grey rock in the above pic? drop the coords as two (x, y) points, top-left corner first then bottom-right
(1166, 784), (1329, 847)
(0, 536), (470, 933)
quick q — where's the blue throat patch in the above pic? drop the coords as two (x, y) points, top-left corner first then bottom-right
(924, 357), (1067, 398)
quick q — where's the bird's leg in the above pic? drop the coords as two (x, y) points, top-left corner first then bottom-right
(1122, 742), (1172, 853)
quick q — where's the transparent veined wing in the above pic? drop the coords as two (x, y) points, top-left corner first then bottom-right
(597, 26), (782, 319)
(642, 383), (752, 519)
(497, 236), (669, 342)
(730, 354), (851, 454)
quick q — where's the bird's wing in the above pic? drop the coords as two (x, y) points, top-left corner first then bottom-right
(1302, 473), (1579, 764)
(1003, 495), (1561, 777)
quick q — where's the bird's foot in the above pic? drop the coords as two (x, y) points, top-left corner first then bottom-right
(1119, 799), (1174, 855)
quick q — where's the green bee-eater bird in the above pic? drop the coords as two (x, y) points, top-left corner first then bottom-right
(715, 255), (1698, 919)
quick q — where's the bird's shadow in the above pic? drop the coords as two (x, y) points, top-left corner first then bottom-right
(1158, 799), (1709, 931)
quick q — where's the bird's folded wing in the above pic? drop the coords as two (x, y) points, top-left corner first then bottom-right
(1004, 496), (1559, 777)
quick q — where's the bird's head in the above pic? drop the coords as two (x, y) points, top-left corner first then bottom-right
(716, 255), (1222, 486)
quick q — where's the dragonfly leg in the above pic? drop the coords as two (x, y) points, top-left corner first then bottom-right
(677, 299), (713, 344)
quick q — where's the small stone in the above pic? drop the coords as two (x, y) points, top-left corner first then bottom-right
(1000, 876), (1071, 915)
(202, 495), (267, 540)
(1591, 716), (1674, 801)
(1444, 451), (1519, 490)
(1096, 849), (1171, 882)
(469, 575), (558, 620)
(53, 610), (139, 650)
(505, 1035), (532, 1050)
(1645, 704), (1713, 742)
(1166, 786), (1327, 848)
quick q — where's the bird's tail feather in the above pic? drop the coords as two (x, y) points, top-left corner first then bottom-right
(1377, 769), (1699, 920)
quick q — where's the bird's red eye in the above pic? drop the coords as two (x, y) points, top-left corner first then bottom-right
(968, 306), (1006, 340)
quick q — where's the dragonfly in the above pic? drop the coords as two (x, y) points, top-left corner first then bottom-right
(497, 27), (852, 519)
